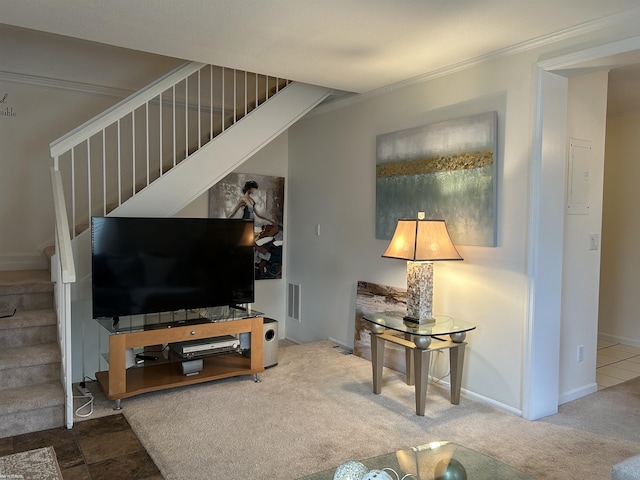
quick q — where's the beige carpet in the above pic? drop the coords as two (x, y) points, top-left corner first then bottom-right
(80, 341), (640, 479)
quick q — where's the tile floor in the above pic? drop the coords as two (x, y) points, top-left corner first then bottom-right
(596, 340), (640, 389)
(0, 414), (161, 479)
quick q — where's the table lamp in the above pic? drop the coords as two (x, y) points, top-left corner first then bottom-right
(382, 215), (462, 324)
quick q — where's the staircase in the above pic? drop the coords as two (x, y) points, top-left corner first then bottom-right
(0, 270), (64, 438)
(45, 61), (332, 431)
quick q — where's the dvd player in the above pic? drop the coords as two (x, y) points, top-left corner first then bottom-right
(170, 335), (239, 358)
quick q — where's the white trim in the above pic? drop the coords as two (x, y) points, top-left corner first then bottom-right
(522, 66), (546, 421)
(538, 36), (640, 71)
(598, 333), (640, 349)
(50, 62), (203, 157)
(50, 168), (76, 283)
(0, 70), (133, 99)
(559, 383), (598, 405)
(312, 9), (640, 116)
(525, 34), (640, 420)
(327, 337), (353, 352)
(440, 383), (523, 417)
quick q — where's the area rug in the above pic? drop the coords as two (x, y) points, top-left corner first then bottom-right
(0, 446), (63, 480)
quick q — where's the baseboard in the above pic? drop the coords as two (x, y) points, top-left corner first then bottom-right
(327, 337), (353, 352)
(437, 382), (524, 417)
(0, 254), (47, 271)
(327, 336), (523, 417)
(598, 332), (640, 348)
(559, 382), (598, 405)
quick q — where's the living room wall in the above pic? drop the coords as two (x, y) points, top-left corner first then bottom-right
(285, 22), (639, 413)
(178, 132), (290, 338)
(0, 24), (182, 270)
(287, 51), (534, 413)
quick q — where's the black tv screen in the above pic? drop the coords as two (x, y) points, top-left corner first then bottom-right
(91, 217), (255, 319)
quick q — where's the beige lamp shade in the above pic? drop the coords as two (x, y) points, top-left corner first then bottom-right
(382, 219), (463, 262)
(382, 219), (462, 323)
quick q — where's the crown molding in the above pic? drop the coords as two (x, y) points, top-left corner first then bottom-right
(0, 71), (133, 99)
(310, 6), (640, 116)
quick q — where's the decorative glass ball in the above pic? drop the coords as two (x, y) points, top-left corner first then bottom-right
(434, 458), (467, 480)
(362, 469), (395, 480)
(333, 460), (369, 480)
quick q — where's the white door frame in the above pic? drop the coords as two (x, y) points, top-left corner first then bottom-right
(524, 36), (640, 420)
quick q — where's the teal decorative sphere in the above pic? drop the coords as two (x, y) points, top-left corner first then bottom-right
(434, 458), (467, 480)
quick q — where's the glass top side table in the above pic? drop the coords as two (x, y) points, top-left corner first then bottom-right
(362, 311), (476, 416)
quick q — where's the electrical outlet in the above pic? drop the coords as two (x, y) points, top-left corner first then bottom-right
(577, 345), (584, 363)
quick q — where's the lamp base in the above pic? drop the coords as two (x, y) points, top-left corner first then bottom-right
(403, 315), (436, 325)
(406, 261), (434, 323)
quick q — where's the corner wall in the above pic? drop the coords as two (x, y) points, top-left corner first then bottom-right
(559, 71), (609, 403)
(599, 111), (640, 346)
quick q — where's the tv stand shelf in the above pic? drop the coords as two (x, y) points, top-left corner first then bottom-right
(95, 312), (264, 409)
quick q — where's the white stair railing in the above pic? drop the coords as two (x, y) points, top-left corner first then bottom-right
(49, 168), (75, 429)
(48, 61), (292, 429)
(50, 61), (290, 237)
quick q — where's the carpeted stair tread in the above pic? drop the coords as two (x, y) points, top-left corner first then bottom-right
(0, 308), (56, 330)
(0, 381), (64, 416)
(0, 343), (61, 370)
(0, 270), (53, 296)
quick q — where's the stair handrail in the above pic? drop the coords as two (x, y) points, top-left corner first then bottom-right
(50, 61), (204, 158)
(50, 166), (75, 429)
(50, 168), (76, 283)
(49, 60), (291, 236)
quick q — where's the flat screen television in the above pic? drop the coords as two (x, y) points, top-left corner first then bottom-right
(91, 216), (255, 319)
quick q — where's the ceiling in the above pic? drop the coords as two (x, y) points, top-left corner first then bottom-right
(2, 0), (640, 96)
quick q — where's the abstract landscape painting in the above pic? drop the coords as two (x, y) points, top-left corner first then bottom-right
(376, 111), (497, 246)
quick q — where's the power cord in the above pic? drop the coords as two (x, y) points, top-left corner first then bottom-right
(73, 378), (94, 418)
(429, 350), (450, 385)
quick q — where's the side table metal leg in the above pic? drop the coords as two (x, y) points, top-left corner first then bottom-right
(449, 343), (466, 405)
(113, 399), (122, 410)
(413, 347), (431, 416)
(404, 333), (414, 386)
(370, 332), (385, 395)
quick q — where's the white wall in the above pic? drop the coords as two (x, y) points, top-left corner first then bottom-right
(599, 111), (640, 346)
(6, 17), (640, 411)
(177, 132), (290, 338)
(285, 30), (638, 412)
(0, 24), (182, 270)
(287, 51), (537, 412)
(559, 71), (609, 404)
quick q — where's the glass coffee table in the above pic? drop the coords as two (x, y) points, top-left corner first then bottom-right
(299, 441), (533, 479)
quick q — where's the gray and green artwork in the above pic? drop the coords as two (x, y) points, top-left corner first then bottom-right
(376, 111), (497, 246)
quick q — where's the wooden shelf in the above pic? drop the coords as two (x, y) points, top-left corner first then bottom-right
(96, 353), (261, 400)
(95, 315), (264, 404)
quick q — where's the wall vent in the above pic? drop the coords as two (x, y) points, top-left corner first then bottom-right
(287, 282), (301, 322)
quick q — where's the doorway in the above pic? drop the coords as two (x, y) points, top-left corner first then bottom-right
(525, 36), (640, 420)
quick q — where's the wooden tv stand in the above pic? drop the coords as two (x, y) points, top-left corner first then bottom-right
(95, 310), (264, 409)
